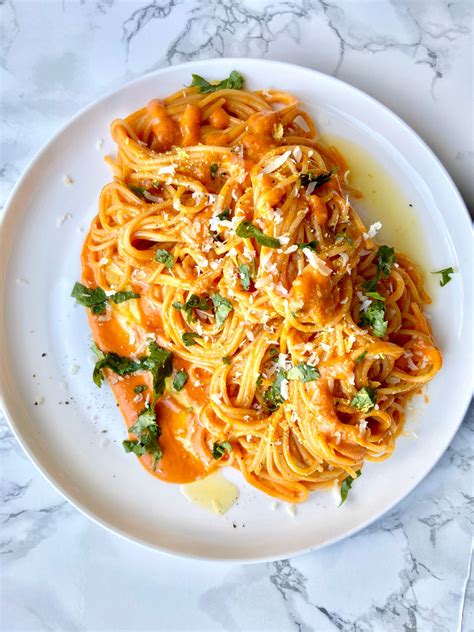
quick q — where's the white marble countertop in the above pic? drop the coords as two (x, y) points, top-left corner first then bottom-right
(1, 2), (472, 631)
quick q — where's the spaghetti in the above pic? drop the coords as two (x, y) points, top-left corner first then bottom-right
(77, 71), (442, 503)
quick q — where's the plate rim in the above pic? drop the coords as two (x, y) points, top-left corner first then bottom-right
(1, 57), (472, 563)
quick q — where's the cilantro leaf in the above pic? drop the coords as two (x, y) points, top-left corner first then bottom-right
(360, 300), (387, 337)
(173, 294), (212, 323)
(71, 282), (108, 314)
(432, 266), (454, 287)
(110, 291), (140, 304)
(296, 240), (319, 252)
(172, 369), (188, 391)
(355, 351), (367, 364)
(128, 185), (146, 198)
(263, 370), (288, 411)
(335, 231), (353, 245)
(351, 387), (377, 413)
(287, 363), (320, 382)
(190, 70), (245, 94)
(217, 209), (231, 221)
(300, 170), (334, 188)
(212, 441), (233, 460)
(364, 291), (385, 301)
(182, 332), (202, 346)
(236, 221), (280, 249)
(133, 384), (147, 394)
(211, 293), (233, 327)
(210, 163), (219, 178)
(340, 470), (361, 505)
(238, 263), (251, 290)
(155, 249), (174, 269)
(377, 246), (396, 278)
(222, 356), (231, 365)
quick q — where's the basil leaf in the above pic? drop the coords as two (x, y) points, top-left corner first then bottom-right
(110, 291), (140, 304)
(217, 209), (231, 221)
(182, 332), (202, 346)
(263, 370), (288, 411)
(236, 221), (280, 249)
(256, 373), (263, 388)
(300, 170), (334, 188)
(212, 441), (233, 460)
(238, 263), (251, 290)
(128, 185), (146, 198)
(296, 240), (319, 251)
(173, 294), (212, 323)
(355, 351), (367, 364)
(360, 300), (387, 338)
(222, 356), (231, 365)
(123, 405), (162, 469)
(432, 266), (454, 287)
(351, 387), (377, 413)
(155, 249), (174, 269)
(172, 369), (188, 391)
(71, 282), (108, 314)
(340, 470), (361, 505)
(211, 293), (233, 328)
(210, 163), (219, 178)
(133, 384), (147, 394)
(190, 70), (245, 94)
(92, 350), (142, 388)
(269, 348), (279, 358)
(287, 362), (320, 382)
(140, 342), (173, 398)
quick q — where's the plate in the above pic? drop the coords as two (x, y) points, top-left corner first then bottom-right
(1, 59), (472, 562)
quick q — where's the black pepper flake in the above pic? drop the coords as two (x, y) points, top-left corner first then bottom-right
(409, 203), (413, 207)
(65, 401), (70, 405)
(232, 523), (237, 529)
(41, 353), (47, 357)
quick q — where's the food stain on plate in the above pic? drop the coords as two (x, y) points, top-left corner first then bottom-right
(180, 470), (239, 515)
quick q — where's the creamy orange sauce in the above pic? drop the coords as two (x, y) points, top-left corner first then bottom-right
(147, 99), (179, 152)
(180, 104), (201, 147)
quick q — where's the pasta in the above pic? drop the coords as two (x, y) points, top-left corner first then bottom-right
(76, 71), (442, 504)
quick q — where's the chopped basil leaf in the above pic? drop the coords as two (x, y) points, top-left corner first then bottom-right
(355, 351), (367, 364)
(222, 356), (231, 365)
(71, 282), (108, 314)
(351, 387), (377, 413)
(360, 300), (387, 338)
(269, 348), (279, 358)
(287, 362), (320, 382)
(211, 293), (233, 327)
(236, 221), (280, 249)
(340, 470), (361, 505)
(217, 209), (231, 221)
(238, 263), (251, 290)
(182, 332), (202, 346)
(300, 169), (334, 188)
(173, 294), (212, 323)
(155, 249), (174, 269)
(432, 266), (454, 287)
(110, 291), (140, 304)
(92, 350), (142, 388)
(256, 373), (263, 388)
(210, 163), (219, 178)
(172, 369), (188, 391)
(212, 441), (233, 460)
(364, 291), (385, 301)
(128, 185), (146, 198)
(123, 405), (162, 470)
(190, 70), (245, 94)
(296, 240), (319, 251)
(263, 370), (287, 411)
(133, 384), (147, 394)
(377, 246), (396, 278)
(335, 231), (353, 245)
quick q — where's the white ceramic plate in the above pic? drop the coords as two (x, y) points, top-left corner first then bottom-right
(1, 59), (472, 562)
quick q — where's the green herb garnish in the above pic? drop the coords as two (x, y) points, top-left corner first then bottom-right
(222, 356), (231, 365)
(363, 246), (396, 292)
(287, 363), (320, 383)
(182, 332), (202, 346)
(212, 441), (233, 460)
(364, 291), (385, 301)
(351, 387), (377, 413)
(296, 240), (319, 252)
(211, 294), (233, 328)
(432, 267), (454, 287)
(133, 384), (147, 394)
(335, 231), (353, 245)
(360, 300), (387, 338)
(123, 405), (162, 470)
(128, 185), (146, 198)
(300, 169), (334, 188)
(236, 221), (280, 249)
(72, 282), (139, 314)
(155, 249), (174, 269)
(110, 291), (140, 304)
(172, 369), (188, 391)
(263, 370), (288, 411)
(217, 209), (231, 221)
(238, 263), (251, 291)
(340, 470), (361, 505)
(210, 163), (219, 178)
(269, 348), (279, 358)
(190, 70), (245, 94)
(355, 351), (367, 364)
(173, 294), (212, 323)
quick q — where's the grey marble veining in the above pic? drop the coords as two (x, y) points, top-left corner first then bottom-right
(0, 1), (473, 631)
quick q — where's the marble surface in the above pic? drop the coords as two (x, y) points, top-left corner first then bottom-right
(1, 1), (473, 630)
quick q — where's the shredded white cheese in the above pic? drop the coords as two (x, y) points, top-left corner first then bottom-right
(261, 150), (292, 175)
